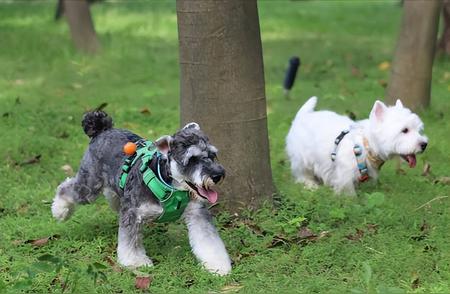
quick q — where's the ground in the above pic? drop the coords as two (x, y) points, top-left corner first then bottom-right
(0, 1), (449, 293)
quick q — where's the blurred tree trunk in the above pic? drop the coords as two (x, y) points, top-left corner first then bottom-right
(64, 0), (100, 54)
(176, 0), (274, 212)
(386, 0), (442, 110)
(437, 0), (450, 54)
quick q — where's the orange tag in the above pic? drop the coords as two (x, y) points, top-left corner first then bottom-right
(123, 142), (137, 155)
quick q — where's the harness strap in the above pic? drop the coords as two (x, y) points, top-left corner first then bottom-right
(119, 140), (190, 223)
(331, 130), (349, 161)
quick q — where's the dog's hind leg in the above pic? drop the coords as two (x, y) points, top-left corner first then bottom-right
(51, 169), (103, 221)
(183, 201), (231, 276)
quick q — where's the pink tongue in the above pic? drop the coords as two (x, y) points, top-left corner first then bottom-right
(197, 186), (218, 204)
(407, 154), (416, 168)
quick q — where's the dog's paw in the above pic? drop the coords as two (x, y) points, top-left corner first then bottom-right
(51, 196), (74, 221)
(203, 259), (232, 276)
(118, 254), (154, 269)
(303, 180), (319, 190)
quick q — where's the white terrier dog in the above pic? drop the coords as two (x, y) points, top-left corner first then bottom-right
(286, 97), (428, 195)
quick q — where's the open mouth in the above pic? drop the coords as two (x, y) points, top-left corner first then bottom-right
(186, 181), (218, 204)
(400, 154), (417, 168)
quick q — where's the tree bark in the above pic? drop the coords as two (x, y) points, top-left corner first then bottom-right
(437, 0), (450, 55)
(386, 0), (442, 110)
(176, 0), (274, 212)
(64, 0), (100, 54)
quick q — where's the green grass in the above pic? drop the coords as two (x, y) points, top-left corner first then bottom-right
(1, 1), (450, 293)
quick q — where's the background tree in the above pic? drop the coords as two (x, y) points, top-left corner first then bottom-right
(176, 0), (274, 212)
(57, 0), (100, 54)
(437, 0), (450, 55)
(386, 0), (442, 110)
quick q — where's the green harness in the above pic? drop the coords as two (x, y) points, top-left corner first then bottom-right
(119, 140), (190, 223)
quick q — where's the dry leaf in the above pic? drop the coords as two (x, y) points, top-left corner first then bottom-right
(140, 107), (151, 115)
(378, 61), (390, 71)
(61, 164), (74, 176)
(346, 228), (365, 241)
(18, 154), (41, 166)
(220, 283), (243, 293)
(298, 227), (317, 239)
(24, 234), (60, 247)
(422, 162), (431, 176)
(135, 276), (152, 290)
(434, 177), (450, 185)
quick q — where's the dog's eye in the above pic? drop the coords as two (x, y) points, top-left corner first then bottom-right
(402, 128), (409, 134)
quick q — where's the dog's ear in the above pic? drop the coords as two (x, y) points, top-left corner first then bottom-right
(395, 99), (404, 108)
(182, 122), (200, 130)
(370, 100), (387, 122)
(155, 135), (172, 155)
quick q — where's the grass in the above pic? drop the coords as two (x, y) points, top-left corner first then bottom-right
(1, 0), (450, 293)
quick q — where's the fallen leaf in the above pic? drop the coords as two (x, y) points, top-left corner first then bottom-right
(61, 164), (74, 176)
(135, 276), (152, 290)
(140, 107), (151, 115)
(378, 61), (390, 71)
(346, 228), (365, 241)
(24, 234), (60, 247)
(422, 162), (431, 176)
(298, 227), (317, 239)
(350, 66), (364, 78)
(220, 283), (243, 293)
(18, 154), (41, 166)
(434, 177), (450, 185)
(366, 223), (378, 234)
(267, 235), (290, 248)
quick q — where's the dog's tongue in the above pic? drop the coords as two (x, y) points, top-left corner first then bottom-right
(197, 186), (218, 204)
(406, 154), (417, 168)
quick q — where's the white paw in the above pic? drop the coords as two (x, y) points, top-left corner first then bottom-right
(118, 253), (153, 269)
(51, 196), (74, 221)
(203, 259), (232, 276)
(303, 180), (319, 190)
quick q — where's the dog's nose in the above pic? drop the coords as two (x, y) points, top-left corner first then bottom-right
(211, 174), (224, 184)
(420, 142), (428, 151)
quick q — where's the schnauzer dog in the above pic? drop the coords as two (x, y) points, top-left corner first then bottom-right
(286, 97), (428, 195)
(51, 111), (232, 275)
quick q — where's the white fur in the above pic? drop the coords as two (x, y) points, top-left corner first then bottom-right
(286, 97), (428, 195)
(117, 226), (153, 268)
(183, 202), (232, 276)
(51, 178), (76, 221)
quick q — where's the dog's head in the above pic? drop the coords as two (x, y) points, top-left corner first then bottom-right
(368, 99), (428, 167)
(155, 123), (225, 204)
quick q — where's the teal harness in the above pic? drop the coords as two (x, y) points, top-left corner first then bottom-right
(119, 140), (190, 223)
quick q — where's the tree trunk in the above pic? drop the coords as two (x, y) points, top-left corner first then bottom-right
(437, 0), (450, 55)
(64, 0), (100, 54)
(386, 0), (442, 110)
(176, 0), (274, 212)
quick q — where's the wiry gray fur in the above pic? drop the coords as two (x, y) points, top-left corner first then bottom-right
(52, 111), (232, 275)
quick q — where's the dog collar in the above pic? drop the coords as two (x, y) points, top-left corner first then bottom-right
(362, 137), (385, 170)
(119, 140), (190, 223)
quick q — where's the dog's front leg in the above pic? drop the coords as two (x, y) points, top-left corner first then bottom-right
(184, 201), (231, 276)
(117, 209), (153, 268)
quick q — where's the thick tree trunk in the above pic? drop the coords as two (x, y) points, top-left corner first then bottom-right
(437, 0), (450, 54)
(176, 0), (274, 212)
(64, 0), (100, 54)
(386, 0), (442, 110)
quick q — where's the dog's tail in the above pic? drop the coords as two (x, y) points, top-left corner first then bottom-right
(81, 110), (113, 138)
(294, 96), (317, 120)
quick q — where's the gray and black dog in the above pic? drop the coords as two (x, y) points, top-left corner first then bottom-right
(51, 111), (232, 275)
